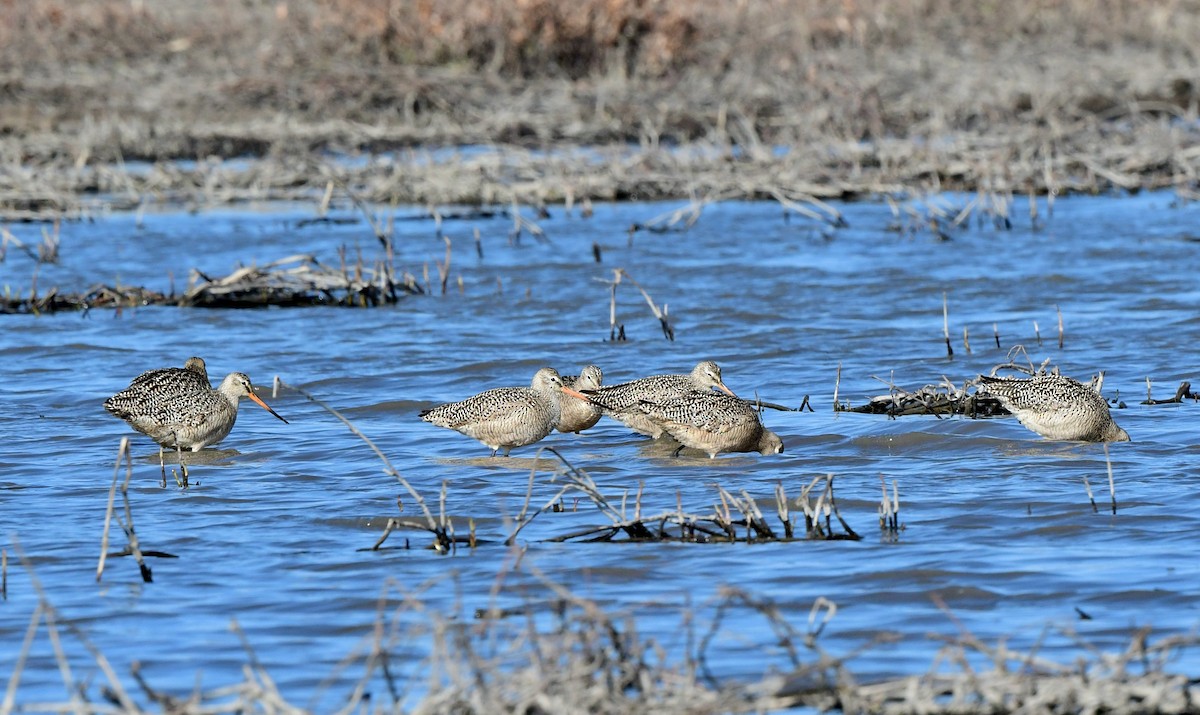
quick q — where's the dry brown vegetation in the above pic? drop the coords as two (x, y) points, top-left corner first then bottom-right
(1, 0), (1199, 217)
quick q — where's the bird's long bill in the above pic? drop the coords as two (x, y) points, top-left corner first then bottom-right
(561, 386), (592, 402)
(248, 392), (290, 424)
(716, 383), (738, 398)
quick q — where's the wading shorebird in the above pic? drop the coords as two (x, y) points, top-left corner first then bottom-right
(556, 365), (604, 434)
(105, 363), (289, 480)
(420, 367), (588, 456)
(579, 360), (736, 439)
(636, 392), (785, 458)
(976, 372), (1130, 442)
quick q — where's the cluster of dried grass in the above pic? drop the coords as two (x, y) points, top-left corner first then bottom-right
(2, 0), (1199, 216)
(13, 547), (1200, 714)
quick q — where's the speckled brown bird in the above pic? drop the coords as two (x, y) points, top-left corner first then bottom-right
(556, 365), (604, 434)
(581, 361), (736, 439)
(977, 372), (1129, 442)
(420, 367), (586, 456)
(106, 363), (289, 478)
(636, 392), (784, 458)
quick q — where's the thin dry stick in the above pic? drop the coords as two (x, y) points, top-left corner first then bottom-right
(438, 236), (451, 295)
(963, 325), (971, 354)
(15, 545), (140, 710)
(775, 482), (793, 539)
(1057, 305), (1065, 349)
(277, 380), (440, 535)
(119, 449), (152, 583)
(2, 601), (42, 715)
(1104, 443), (1117, 515)
(943, 292), (953, 357)
(833, 362), (842, 413)
(617, 268), (674, 340)
(993, 322), (1001, 349)
(891, 479), (900, 532)
(879, 476), (892, 530)
(1034, 320), (1042, 345)
(96, 438), (129, 582)
(607, 269), (621, 340)
(43, 610), (81, 713)
(505, 479), (571, 546)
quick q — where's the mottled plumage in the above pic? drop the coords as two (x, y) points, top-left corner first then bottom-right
(636, 392), (784, 458)
(977, 373), (1129, 442)
(106, 370), (289, 451)
(584, 360), (736, 438)
(556, 365), (604, 434)
(119, 356), (212, 399)
(420, 367), (580, 456)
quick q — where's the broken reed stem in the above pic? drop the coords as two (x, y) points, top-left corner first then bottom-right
(505, 452), (573, 546)
(3, 600), (42, 713)
(1034, 320), (1042, 345)
(891, 479), (900, 532)
(993, 322), (1001, 348)
(1057, 305), (1064, 349)
(96, 438), (129, 582)
(610, 273), (619, 340)
(963, 325), (971, 354)
(617, 268), (674, 340)
(13, 542), (140, 711)
(44, 610), (78, 707)
(119, 448), (152, 583)
(833, 362), (842, 412)
(1104, 443), (1117, 515)
(277, 380), (441, 538)
(942, 292), (953, 357)
(438, 236), (451, 295)
(775, 482), (793, 539)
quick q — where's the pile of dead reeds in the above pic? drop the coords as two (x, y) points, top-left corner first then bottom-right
(1, 249), (426, 313)
(181, 253), (421, 308)
(3, 1), (1200, 216)
(12, 548), (1200, 714)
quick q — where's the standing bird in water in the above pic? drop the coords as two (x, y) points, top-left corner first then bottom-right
(420, 367), (587, 456)
(976, 372), (1129, 442)
(579, 360), (736, 439)
(556, 365), (604, 434)
(636, 392), (785, 458)
(105, 361), (289, 481)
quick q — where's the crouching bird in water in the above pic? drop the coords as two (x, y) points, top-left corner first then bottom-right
(636, 392), (785, 459)
(976, 372), (1129, 442)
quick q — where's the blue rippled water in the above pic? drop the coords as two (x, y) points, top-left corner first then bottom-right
(2, 189), (1199, 707)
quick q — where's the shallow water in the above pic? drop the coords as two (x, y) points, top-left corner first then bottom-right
(3, 190), (1200, 706)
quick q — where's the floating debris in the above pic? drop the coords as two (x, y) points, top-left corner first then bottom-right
(842, 380), (1009, 418)
(1, 253), (424, 313)
(181, 253), (422, 307)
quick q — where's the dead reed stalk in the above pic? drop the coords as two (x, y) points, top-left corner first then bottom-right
(942, 292), (953, 358)
(96, 437), (159, 583)
(274, 378), (448, 550)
